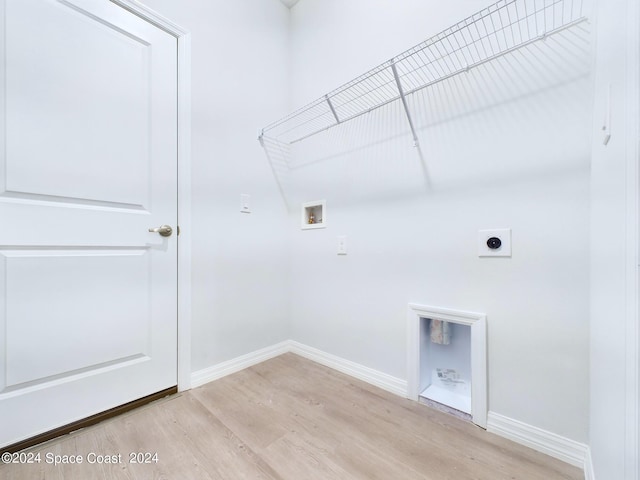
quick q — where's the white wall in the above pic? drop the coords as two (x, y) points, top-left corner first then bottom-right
(286, 0), (592, 444)
(590, 0), (639, 478)
(140, 0), (292, 372)
(132, 1), (640, 467)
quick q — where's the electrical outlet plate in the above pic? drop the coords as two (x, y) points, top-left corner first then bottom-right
(478, 228), (511, 257)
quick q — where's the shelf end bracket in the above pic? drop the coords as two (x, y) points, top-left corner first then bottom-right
(325, 94), (341, 126)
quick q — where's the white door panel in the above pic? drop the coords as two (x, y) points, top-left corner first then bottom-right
(3, 249), (150, 386)
(0, 0), (178, 447)
(5, 0), (152, 207)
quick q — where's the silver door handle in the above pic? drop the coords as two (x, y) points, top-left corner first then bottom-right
(148, 225), (173, 237)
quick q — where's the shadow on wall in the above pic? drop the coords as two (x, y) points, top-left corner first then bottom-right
(260, 14), (592, 210)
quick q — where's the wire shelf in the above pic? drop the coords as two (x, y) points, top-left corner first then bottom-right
(259, 0), (586, 146)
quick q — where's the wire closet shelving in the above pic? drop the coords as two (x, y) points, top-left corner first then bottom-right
(258, 0), (587, 148)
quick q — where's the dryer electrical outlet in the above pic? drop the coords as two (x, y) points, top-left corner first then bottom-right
(478, 228), (511, 257)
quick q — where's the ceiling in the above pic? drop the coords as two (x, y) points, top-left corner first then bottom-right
(279, 0), (301, 8)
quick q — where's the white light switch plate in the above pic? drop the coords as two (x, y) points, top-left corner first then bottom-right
(337, 236), (347, 255)
(240, 194), (251, 213)
(478, 228), (511, 257)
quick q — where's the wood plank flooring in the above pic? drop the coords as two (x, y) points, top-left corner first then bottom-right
(0, 353), (582, 479)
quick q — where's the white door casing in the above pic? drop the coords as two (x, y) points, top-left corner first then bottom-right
(0, 0), (179, 447)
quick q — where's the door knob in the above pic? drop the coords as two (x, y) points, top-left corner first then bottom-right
(148, 225), (173, 237)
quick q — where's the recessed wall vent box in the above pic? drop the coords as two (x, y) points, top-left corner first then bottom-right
(301, 200), (326, 230)
(407, 304), (487, 428)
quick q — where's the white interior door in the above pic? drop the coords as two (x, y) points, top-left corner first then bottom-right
(0, 0), (178, 447)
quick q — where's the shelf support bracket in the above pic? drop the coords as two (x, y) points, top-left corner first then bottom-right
(325, 94), (341, 125)
(391, 60), (430, 188)
(391, 60), (420, 148)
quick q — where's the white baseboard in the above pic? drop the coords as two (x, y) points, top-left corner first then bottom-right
(487, 411), (589, 469)
(191, 340), (407, 398)
(288, 340), (408, 397)
(190, 341), (290, 388)
(583, 447), (595, 480)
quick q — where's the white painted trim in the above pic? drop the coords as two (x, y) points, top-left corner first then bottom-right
(407, 303), (487, 428)
(110, 0), (193, 391)
(584, 447), (595, 480)
(110, 0), (187, 34)
(288, 341), (407, 397)
(626, 0), (640, 478)
(190, 342), (291, 389)
(487, 412), (589, 469)
(175, 25), (192, 393)
(190, 340), (407, 396)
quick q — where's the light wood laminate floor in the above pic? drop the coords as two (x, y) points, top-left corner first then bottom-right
(1, 353), (582, 479)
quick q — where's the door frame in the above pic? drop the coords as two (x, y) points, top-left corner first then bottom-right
(625, 0), (640, 477)
(110, 0), (192, 392)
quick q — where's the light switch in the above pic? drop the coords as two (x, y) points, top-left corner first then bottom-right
(240, 194), (251, 213)
(337, 236), (347, 255)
